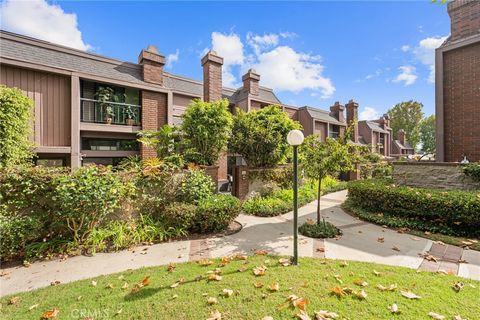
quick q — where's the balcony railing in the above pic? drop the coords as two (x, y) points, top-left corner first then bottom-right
(80, 98), (141, 125)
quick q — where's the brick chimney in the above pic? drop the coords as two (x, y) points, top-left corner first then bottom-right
(242, 69), (260, 95)
(330, 101), (345, 122)
(201, 50), (223, 102)
(382, 113), (390, 128)
(346, 99), (359, 143)
(138, 45), (165, 85)
(398, 129), (406, 145)
(448, 0), (480, 41)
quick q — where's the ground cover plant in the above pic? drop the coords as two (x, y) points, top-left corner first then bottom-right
(2, 255), (479, 319)
(345, 179), (480, 239)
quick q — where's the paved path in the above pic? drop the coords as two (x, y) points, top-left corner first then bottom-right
(1, 190), (479, 296)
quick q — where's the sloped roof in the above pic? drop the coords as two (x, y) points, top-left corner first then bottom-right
(394, 140), (414, 150)
(366, 121), (389, 134)
(300, 106), (345, 125)
(226, 86), (281, 105)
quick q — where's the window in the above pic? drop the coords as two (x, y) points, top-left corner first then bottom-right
(378, 134), (385, 154)
(329, 124), (340, 139)
(81, 138), (139, 151)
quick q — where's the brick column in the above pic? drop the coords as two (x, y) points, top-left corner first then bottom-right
(242, 69), (260, 96)
(140, 91), (167, 159)
(346, 100), (359, 143)
(201, 51), (223, 102)
(233, 166), (249, 200)
(329, 101), (345, 123)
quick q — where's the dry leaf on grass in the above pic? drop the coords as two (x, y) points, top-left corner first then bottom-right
(373, 270), (382, 276)
(8, 296), (20, 305)
(255, 249), (268, 255)
(233, 254), (248, 260)
(295, 310), (311, 320)
(171, 294), (178, 300)
(41, 308), (59, 319)
(453, 315), (465, 320)
(122, 282), (129, 289)
(376, 284), (397, 291)
(222, 289), (234, 297)
(353, 279), (368, 287)
(262, 317), (274, 320)
(279, 258), (291, 266)
(428, 312), (445, 320)
(29, 304), (39, 311)
(388, 303), (400, 314)
(105, 283), (114, 289)
(167, 263), (176, 272)
(315, 310), (338, 319)
(254, 282), (264, 288)
(198, 259), (214, 266)
(207, 297), (218, 305)
(208, 274), (222, 281)
(131, 276), (150, 293)
(353, 290), (367, 300)
(91, 280), (97, 287)
(269, 283), (280, 292)
(340, 261), (348, 267)
(253, 265), (267, 276)
(288, 295), (309, 310)
(207, 310), (222, 320)
(452, 282), (464, 292)
(401, 290), (421, 299)
(329, 287), (346, 298)
(238, 267), (247, 273)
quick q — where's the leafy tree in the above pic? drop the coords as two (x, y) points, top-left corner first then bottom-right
(0, 86), (34, 167)
(229, 105), (301, 167)
(387, 100), (424, 150)
(300, 135), (357, 225)
(419, 115), (436, 158)
(181, 99), (233, 166)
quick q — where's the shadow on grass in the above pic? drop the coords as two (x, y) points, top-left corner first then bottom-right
(123, 258), (283, 302)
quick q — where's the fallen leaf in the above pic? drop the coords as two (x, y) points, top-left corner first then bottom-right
(8, 297), (20, 305)
(316, 247), (325, 252)
(41, 308), (59, 319)
(428, 312), (445, 320)
(116, 309), (123, 315)
(254, 282), (264, 288)
(340, 261), (348, 267)
(295, 310), (311, 320)
(333, 274), (343, 284)
(279, 258), (291, 266)
(262, 317), (274, 320)
(424, 231), (432, 235)
(253, 265), (267, 276)
(425, 255), (438, 262)
(392, 246), (401, 252)
(50, 281), (60, 286)
(373, 270), (382, 276)
(170, 282), (180, 288)
(315, 310), (339, 319)
(452, 282), (464, 292)
(401, 290), (421, 299)
(117, 275), (124, 280)
(409, 236), (420, 241)
(254, 249), (268, 255)
(29, 303), (39, 310)
(105, 283), (114, 289)
(91, 280), (97, 287)
(167, 263), (176, 272)
(171, 294), (178, 300)
(142, 276), (150, 286)
(122, 282), (129, 289)
(233, 254), (248, 260)
(388, 303), (400, 314)
(377, 237), (385, 243)
(453, 315), (465, 320)
(376, 284), (397, 291)
(353, 279), (368, 287)
(198, 259), (213, 266)
(208, 274), (222, 281)
(269, 283), (280, 292)
(207, 310), (222, 320)
(207, 297), (218, 305)
(238, 267), (247, 273)
(458, 258), (468, 264)
(222, 288), (234, 297)
(329, 287), (346, 298)
(354, 290), (367, 300)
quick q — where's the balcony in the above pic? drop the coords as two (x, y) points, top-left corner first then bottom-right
(80, 98), (141, 126)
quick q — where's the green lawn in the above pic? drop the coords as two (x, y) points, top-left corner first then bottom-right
(2, 256), (479, 319)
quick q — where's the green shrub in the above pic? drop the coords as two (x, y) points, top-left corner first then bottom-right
(298, 220), (341, 238)
(463, 162), (480, 181)
(195, 195), (241, 233)
(242, 196), (290, 217)
(0, 86), (34, 167)
(54, 166), (126, 243)
(0, 214), (42, 261)
(249, 166), (294, 189)
(347, 179), (480, 237)
(162, 202), (197, 230)
(229, 105), (301, 167)
(181, 99), (233, 166)
(178, 169), (214, 203)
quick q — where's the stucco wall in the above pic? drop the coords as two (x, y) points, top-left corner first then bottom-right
(392, 162), (480, 191)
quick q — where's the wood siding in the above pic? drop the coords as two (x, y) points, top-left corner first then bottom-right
(314, 121), (327, 142)
(1, 64), (71, 147)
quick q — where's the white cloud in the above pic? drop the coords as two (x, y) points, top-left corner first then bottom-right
(413, 36), (447, 83)
(0, 0), (91, 51)
(360, 107), (381, 121)
(401, 45), (410, 52)
(252, 46), (335, 98)
(247, 32), (279, 54)
(211, 32), (245, 87)
(166, 49), (180, 69)
(393, 65), (417, 86)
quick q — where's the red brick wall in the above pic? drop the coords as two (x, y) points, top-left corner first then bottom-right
(443, 42), (480, 162)
(142, 61), (163, 85)
(448, 0), (480, 42)
(140, 90), (168, 159)
(203, 61), (222, 102)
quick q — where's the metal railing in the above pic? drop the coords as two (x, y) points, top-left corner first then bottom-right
(80, 98), (141, 125)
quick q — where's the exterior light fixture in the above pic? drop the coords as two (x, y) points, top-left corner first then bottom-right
(287, 129), (304, 266)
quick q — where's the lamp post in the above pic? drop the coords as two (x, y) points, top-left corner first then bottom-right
(287, 129), (304, 266)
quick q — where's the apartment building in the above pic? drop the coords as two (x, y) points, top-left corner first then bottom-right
(436, 0), (480, 162)
(0, 30), (401, 181)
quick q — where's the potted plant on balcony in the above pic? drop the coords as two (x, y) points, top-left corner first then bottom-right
(124, 105), (136, 126)
(95, 86), (115, 124)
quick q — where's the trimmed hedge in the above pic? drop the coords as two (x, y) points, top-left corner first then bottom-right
(347, 179), (480, 237)
(195, 194), (242, 233)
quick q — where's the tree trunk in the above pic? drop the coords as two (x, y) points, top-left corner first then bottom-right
(316, 177), (322, 225)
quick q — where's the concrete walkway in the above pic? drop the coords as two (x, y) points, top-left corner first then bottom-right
(1, 190), (479, 296)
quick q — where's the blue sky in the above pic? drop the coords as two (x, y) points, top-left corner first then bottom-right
(1, 0), (450, 118)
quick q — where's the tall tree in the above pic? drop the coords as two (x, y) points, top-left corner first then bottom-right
(419, 115), (436, 157)
(387, 101), (424, 151)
